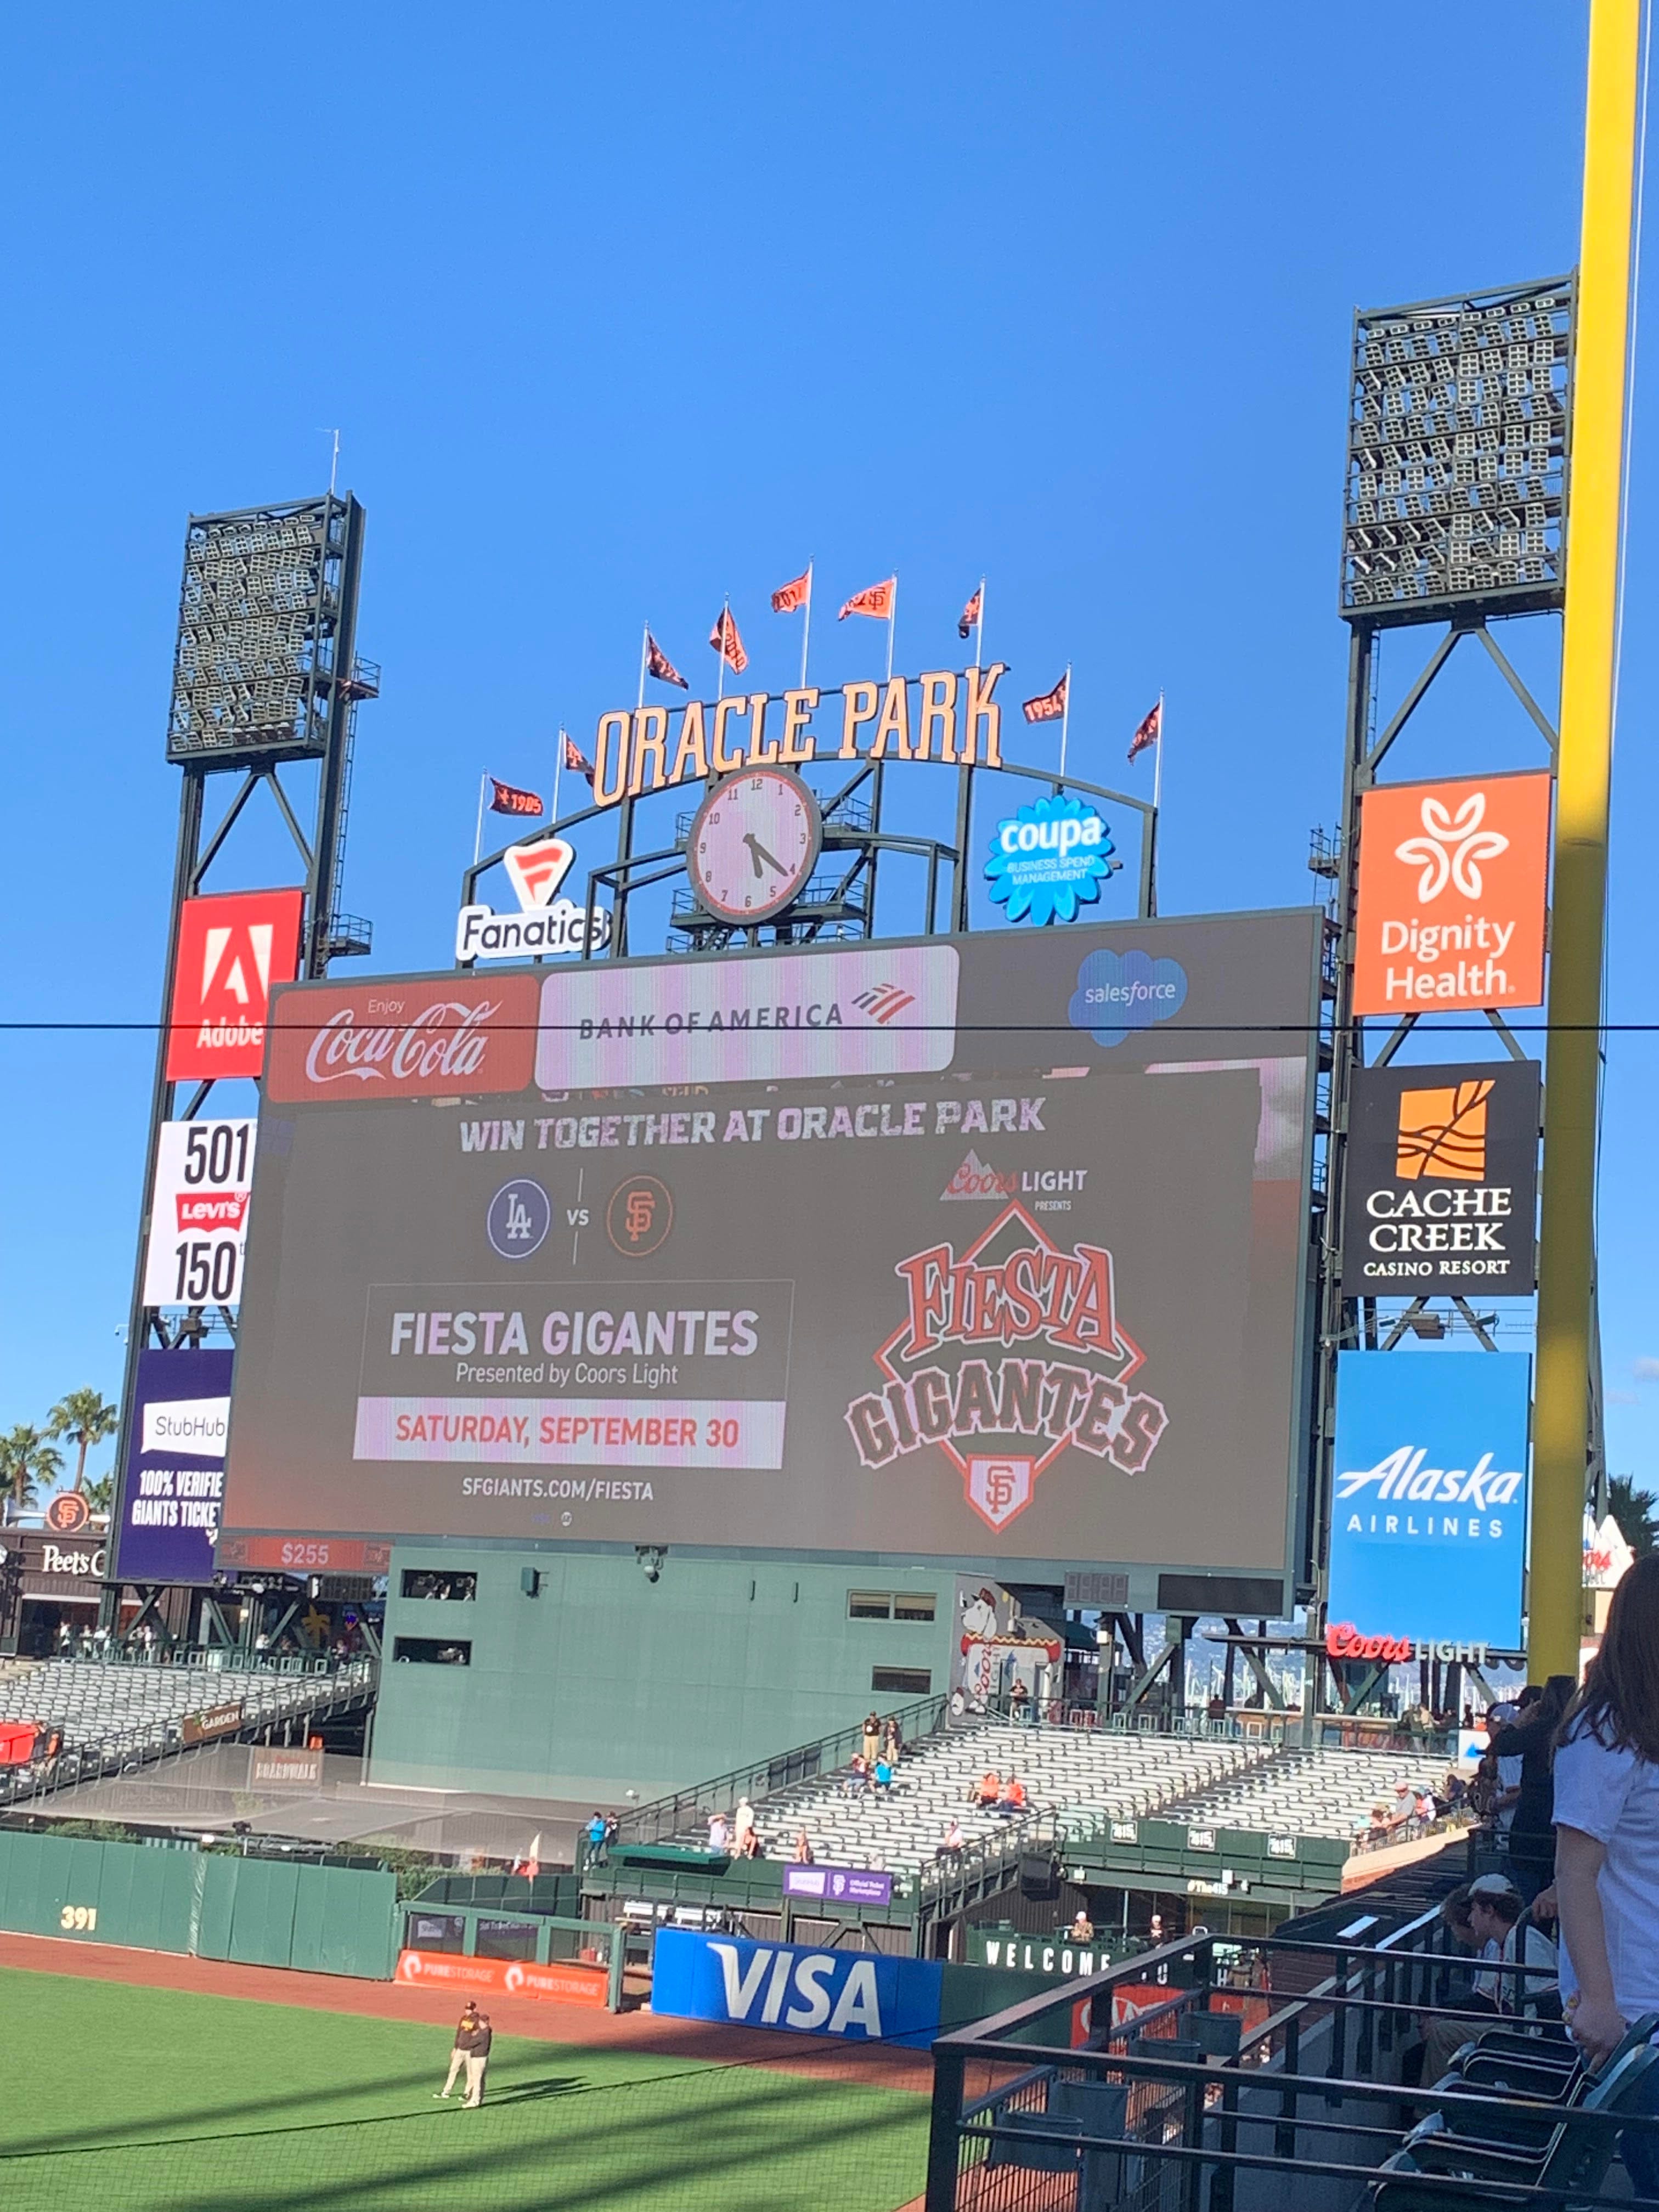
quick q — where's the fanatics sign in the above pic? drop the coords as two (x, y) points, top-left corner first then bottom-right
(165, 889), (304, 1081)
(1351, 772), (1551, 1017)
(1339, 1060), (1539, 1297)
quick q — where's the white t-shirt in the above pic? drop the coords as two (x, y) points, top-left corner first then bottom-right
(1553, 1725), (1659, 2021)
(1497, 1753), (1523, 1831)
(1504, 1922), (1559, 2016)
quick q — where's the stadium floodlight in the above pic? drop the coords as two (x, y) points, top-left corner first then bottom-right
(1341, 278), (1574, 628)
(167, 494), (377, 764)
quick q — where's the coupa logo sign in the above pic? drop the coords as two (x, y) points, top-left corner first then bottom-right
(650, 1929), (943, 2044)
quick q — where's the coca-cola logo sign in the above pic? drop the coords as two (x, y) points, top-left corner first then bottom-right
(266, 976), (538, 1102)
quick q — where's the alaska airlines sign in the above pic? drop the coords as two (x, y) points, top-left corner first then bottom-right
(582, 666), (1011, 807)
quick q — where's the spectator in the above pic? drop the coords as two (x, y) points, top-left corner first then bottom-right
(1442, 1770), (1469, 1812)
(882, 1714), (904, 1763)
(976, 1769), (1001, 1807)
(1417, 1883), (1498, 2083)
(1554, 1553), (1659, 2196)
(844, 1754), (868, 1796)
(1489, 1694), (1527, 1837)
(707, 1810), (730, 1853)
(939, 1818), (965, 1855)
(1389, 1779), (1414, 1835)
(861, 1712), (881, 1770)
(1011, 1678), (1031, 1723)
(732, 1796), (755, 1853)
(1366, 1803), (1391, 1847)
(585, 1810), (608, 1865)
(998, 1773), (1028, 1814)
(737, 1822), (762, 1860)
(1414, 1784), (1436, 1830)
(1466, 1874), (1556, 2017)
(1491, 1674), (1575, 1895)
(792, 1828), (814, 1865)
(872, 1756), (893, 1791)
(1069, 1908), (1096, 1942)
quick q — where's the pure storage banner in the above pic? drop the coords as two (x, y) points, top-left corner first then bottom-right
(223, 912), (1321, 1577)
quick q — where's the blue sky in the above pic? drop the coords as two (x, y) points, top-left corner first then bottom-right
(1, 4), (1655, 1502)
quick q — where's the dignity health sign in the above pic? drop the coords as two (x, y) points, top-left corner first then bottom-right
(1328, 1351), (1530, 1650)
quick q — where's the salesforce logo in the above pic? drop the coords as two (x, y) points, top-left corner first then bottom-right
(1069, 947), (1188, 1049)
(487, 1179), (552, 1260)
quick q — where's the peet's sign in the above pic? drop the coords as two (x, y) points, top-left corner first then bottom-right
(579, 665), (1012, 808)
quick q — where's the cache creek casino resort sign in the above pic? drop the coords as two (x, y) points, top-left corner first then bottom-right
(221, 910), (1322, 1585)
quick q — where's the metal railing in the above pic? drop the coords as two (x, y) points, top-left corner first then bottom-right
(922, 1909), (1644, 2212)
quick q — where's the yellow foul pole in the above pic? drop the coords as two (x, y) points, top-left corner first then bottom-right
(1531, 0), (1643, 1679)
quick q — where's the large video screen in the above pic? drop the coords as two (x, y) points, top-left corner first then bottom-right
(223, 911), (1320, 1577)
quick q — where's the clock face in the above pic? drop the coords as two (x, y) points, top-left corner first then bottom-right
(687, 770), (822, 924)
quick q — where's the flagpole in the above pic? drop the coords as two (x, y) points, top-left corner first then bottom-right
(552, 727), (565, 828)
(1058, 665), (1072, 786)
(473, 772), (487, 866)
(800, 561), (813, 690)
(1152, 691), (1165, 815)
(637, 624), (648, 712)
(974, 577), (986, 673)
(886, 575), (897, 682)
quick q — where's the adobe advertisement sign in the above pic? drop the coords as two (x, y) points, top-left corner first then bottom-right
(224, 912), (1320, 1581)
(115, 1347), (233, 1584)
(1327, 1350), (1530, 1650)
(1351, 771), (1551, 1017)
(1339, 1061), (1540, 1296)
(165, 889), (304, 1081)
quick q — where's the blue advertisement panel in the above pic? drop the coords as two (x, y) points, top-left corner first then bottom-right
(1328, 1351), (1530, 1650)
(115, 1347), (233, 1585)
(650, 1928), (944, 2045)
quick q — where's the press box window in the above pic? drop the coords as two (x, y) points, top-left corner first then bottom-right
(400, 1570), (477, 1602)
(872, 1667), (932, 1695)
(849, 1591), (936, 1622)
(392, 1637), (472, 1666)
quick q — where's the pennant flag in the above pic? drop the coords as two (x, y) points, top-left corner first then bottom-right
(563, 734), (595, 782)
(513, 1831), (543, 1878)
(489, 776), (543, 816)
(1022, 673), (1069, 724)
(646, 632), (689, 689)
(771, 569), (811, 614)
(957, 585), (983, 640)
(710, 606), (749, 674)
(1127, 699), (1162, 761)
(839, 577), (896, 621)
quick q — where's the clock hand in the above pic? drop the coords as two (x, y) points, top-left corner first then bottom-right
(742, 832), (787, 878)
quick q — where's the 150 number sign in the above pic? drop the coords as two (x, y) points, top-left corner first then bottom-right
(142, 1119), (257, 1310)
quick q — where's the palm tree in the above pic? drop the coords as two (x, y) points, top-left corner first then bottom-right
(47, 1387), (120, 1493)
(0, 1426), (64, 1521)
(84, 1472), (115, 1517)
(1609, 1474), (1658, 1561)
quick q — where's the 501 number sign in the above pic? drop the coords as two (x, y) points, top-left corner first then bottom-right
(142, 1119), (257, 1311)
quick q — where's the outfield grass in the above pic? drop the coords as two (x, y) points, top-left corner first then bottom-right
(2, 1968), (928, 2212)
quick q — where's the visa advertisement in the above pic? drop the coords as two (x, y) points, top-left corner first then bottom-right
(225, 912), (1320, 1581)
(1327, 1351), (1531, 1650)
(650, 1928), (944, 2044)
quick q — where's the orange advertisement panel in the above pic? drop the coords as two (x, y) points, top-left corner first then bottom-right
(1352, 771), (1552, 1017)
(396, 1950), (608, 2008)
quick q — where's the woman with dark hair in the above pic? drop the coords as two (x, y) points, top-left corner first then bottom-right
(1491, 1673), (1576, 1893)
(1554, 1552), (1659, 2192)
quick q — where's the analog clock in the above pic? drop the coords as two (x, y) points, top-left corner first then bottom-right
(686, 769), (822, 924)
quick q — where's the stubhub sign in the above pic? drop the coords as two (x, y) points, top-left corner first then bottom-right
(650, 1928), (944, 2045)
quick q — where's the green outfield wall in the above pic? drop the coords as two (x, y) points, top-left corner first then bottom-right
(0, 1829), (399, 1978)
(370, 1546), (962, 1799)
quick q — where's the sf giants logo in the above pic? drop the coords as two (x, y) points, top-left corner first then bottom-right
(844, 1202), (1168, 1533)
(165, 889), (305, 1081)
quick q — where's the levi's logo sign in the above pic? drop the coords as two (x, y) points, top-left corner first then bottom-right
(175, 1191), (249, 1231)
(264, 974), (540, 1102)
(1395, 1081), (1490, 1182)
(166, 890), (304, 1082)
